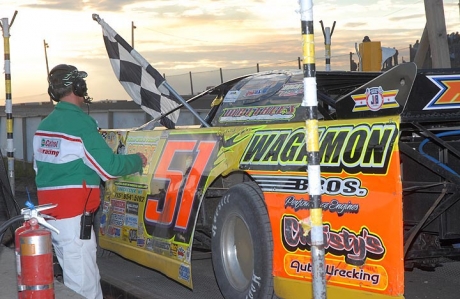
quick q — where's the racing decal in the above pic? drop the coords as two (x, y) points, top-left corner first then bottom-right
(126, 201), (139, 215)
(241, 123), (398, 174)
(178, 264), (191, 282)
(351, 87), (399, 112)
(126, 134), (159, 174)
(284, 196), (360, 216)
(285, 255), (388, 290)
(144, 139), (218, 241)
(100, 130), (128, 153)
(223, 90), (240, 103)
(219, 104), (299, 123)
(253, 175), (368, 197)
(423, 74), (460, 110)
(113, 181), (146, 202)
(282, 215), (386, 266)
(99, 201), (110, 236)
(110, 199), (126, 213)
(278, 83), (303, 97)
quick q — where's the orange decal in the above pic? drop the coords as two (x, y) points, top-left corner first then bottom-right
(432, 80), (460, 104)
(424, 75), (460, 109)
(145, 140), (218, 230)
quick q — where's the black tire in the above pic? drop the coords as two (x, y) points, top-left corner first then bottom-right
(212, 182), (275, 299)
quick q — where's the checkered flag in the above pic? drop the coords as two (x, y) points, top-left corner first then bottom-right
(94, 16), (180, 129)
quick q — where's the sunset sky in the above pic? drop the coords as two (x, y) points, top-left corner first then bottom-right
(0, 0), (459, 104)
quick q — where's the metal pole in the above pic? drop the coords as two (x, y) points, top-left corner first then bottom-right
(44, 40), (49, 76)
(189, 71), (194, 95)
(299, 1), (326, 298)
(320, 20), (335, 71)
(131, 21), (136, 48)
(44, 39), (52, 103)
(1, 11), (18, 196)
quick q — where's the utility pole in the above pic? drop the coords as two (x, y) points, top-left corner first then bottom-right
(131, 21), (136, 47)
(319, 20), (336, 71)
(43, 39), (52, 103)
(0, 10), (18, 196)
(415, 0), (450, 68)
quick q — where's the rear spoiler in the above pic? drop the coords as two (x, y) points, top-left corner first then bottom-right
(334, 63), (460, 123)
(334, 63), (417, 119)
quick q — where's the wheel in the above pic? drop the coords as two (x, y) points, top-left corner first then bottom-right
(211, 182), (275, 299)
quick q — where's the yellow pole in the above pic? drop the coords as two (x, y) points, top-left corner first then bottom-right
(1, 11), (18, 196)
(299, 1), (326, 298)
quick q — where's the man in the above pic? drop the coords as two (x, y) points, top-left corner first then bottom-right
(33, 64), (147, 299)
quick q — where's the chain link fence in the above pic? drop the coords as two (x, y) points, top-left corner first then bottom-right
(164, 59), (302, 96)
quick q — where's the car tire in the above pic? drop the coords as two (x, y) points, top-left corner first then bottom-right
(211, 182), (276, 299)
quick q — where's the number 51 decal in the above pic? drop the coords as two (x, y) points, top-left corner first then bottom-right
(144, 139), (218, 240)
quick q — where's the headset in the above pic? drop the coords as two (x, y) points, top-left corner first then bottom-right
(48, 64), (92, 103)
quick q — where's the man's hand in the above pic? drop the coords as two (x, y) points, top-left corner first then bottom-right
(137, 152), (147, 167)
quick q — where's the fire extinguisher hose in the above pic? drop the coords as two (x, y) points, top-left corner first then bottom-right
(0, 215), (25, 241)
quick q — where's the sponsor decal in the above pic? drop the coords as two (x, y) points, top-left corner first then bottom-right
(146, 238), (153, 251)
(110, 213), (125, 227)
(278, 83), (303, 97)
(284, 196), (360, 215)
(41, 138), (60, 148)
(38, 148), (60, 157)
(284, 255), (388, 290)
(137, 238), (145, 247)
(240, 123), (397, 174)
(170, 243), (178, 257)
(177, 247), (186, 260)
(223, 90), (240, 103)
(152, 239), (170, 254)
(351, 87), (399, 112)
(423, 75), (460, 110)
(38, 138), (61, 156)
(114, 182), (146, 202)
(107, 225), (121, 237)
(178, 264), (191, 281)
(219, 104), (298, 123)
(282, 215), (385, 266)
(124, 214), (138, 228)
(254, 175), (367, 197)
(126, 201), (139, 215)
(128, 228), (137, 242)
(110, 199), (126, 213)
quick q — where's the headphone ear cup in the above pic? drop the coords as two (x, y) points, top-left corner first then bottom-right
(73, 78), (87, 97)
(48, 86), (59, 102)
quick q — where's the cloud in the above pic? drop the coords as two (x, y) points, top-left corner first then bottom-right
(343, 22), (368, 28)
(21, 0), (151, 12)
(389, 13), (425, 22)
(23, 0), (85, 11)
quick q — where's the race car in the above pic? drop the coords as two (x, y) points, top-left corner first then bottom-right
(98, 62), (460, 299)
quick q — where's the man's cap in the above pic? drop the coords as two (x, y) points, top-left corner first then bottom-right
(48, 64), (87, 88)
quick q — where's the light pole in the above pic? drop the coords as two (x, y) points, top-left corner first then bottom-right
(131, 21), (136, 47)
(44, 39), (49, 76)
(43, 39), (52, 103)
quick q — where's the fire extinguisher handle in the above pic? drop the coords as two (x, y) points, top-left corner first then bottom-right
(35, 215), (60, 234)
(21, 203), (60, 234)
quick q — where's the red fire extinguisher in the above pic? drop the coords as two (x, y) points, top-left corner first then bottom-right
(15, 203), (59, 299)
(15, 219), (31, 299)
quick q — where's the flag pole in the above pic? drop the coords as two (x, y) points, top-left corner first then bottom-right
(298, 0), (327, 298)
(162, 81), (210, 127)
